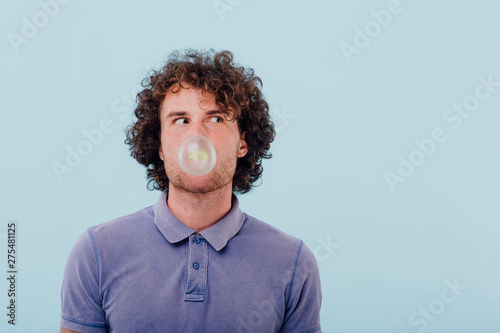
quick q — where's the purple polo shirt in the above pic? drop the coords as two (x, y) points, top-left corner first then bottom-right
(60, 191), (322, 332)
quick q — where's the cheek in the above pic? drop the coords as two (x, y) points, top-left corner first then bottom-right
(216, 139), (239, 159)
(161, 134), (180, 154)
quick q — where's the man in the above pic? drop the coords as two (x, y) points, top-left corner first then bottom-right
(60, 49), (322, 332)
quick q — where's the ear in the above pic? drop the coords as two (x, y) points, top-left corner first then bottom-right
(238, 131), (248, 158)
(159, 144), (164, 161)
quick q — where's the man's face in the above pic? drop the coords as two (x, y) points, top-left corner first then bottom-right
(158, 83), (248, 194)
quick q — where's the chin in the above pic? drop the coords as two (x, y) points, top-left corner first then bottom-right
(179, 173), (218, 193)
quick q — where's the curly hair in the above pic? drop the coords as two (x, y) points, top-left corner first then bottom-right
(124, 49), (276, 194)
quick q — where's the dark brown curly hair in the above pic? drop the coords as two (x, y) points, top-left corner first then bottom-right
(124, 49), (275, 194)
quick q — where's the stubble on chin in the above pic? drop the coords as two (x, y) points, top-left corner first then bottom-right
(164, 150), (237, 194)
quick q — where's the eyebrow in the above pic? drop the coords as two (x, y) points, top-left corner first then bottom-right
(166, 110), (223, 119)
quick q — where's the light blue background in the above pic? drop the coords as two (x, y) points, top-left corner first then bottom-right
(1, 0), (499, 332)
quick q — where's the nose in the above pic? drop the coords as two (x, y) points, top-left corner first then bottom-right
(186, 118), (209, 138)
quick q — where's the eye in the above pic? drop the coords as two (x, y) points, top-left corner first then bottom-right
(209, 116), (223, 123)
(174, 118), (188, 125)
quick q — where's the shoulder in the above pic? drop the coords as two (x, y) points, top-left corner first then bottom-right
(74, 205), (157, 255)
(239, 212), (306, 258)
(88, 205), (154, 239)
(242, 213), (300, 241)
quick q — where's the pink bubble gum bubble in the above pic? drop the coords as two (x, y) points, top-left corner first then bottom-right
(177, 135), (217, 176)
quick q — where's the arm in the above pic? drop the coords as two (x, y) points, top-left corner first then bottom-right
(280, 240), (323, 333)
(61, 327), (80, 333)
(60, 229), (108, 332)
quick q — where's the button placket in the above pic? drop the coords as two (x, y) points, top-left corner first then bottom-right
(184, 234), (208, 301)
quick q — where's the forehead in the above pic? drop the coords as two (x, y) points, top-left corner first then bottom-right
(160, 84), (216, 113)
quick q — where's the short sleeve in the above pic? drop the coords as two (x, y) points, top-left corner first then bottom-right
(281, 241), (322, 333)
(60, 229), (108, 332)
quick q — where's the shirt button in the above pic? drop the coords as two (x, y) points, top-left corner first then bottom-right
(193, 262), (200, 270)
(194, 237), (200, 244)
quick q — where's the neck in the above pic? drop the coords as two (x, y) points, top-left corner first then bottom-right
(166, 183), (233, 233)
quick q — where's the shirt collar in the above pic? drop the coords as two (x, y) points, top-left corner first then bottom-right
(152, 190), (246, 251)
